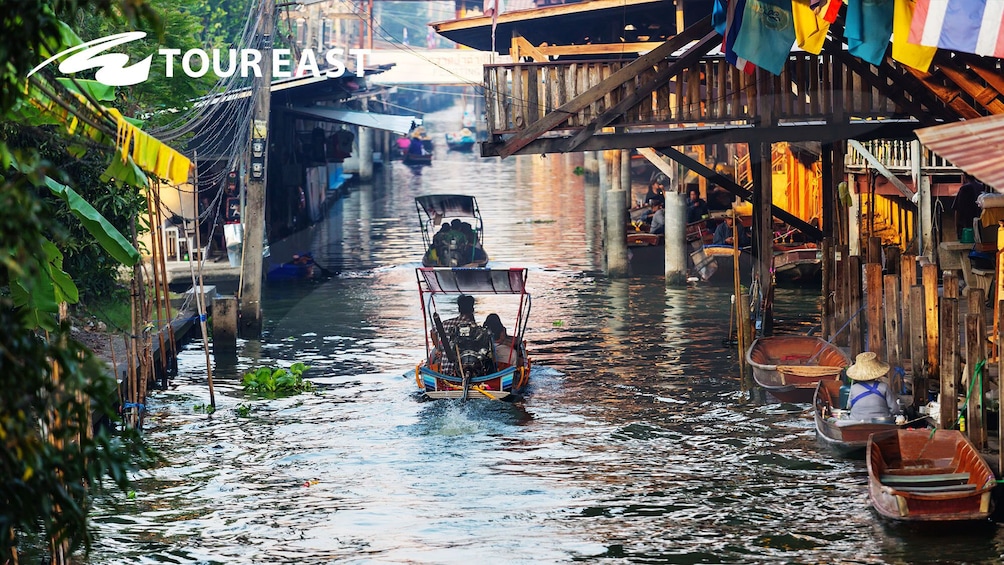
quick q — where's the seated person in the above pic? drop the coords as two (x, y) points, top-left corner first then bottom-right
(686, 188), (709, 224)
(648, 196), (665, 235)
(643, 178), (664, 204)
(483, 313), (523, 367)
(845, 352), (900, 423)
(712, 209), (751, 247)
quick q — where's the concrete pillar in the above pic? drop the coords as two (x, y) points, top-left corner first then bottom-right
(665, 193), (688, 286)
(212, 296), (238, 352)
(583, 151), (599, 177)
(606, 190), (628, 277)
(358, 126), (373, 181)
(621, 150), (632, 207)
(611, 150), (622, 192)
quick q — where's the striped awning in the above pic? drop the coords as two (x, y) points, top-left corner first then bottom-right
(915, 114), (1004, 192)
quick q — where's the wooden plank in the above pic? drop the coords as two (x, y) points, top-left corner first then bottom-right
(866, 263), (884, 354)
(940, 294), (959, 430)
(924, 263), (940, 379)
(527, 65), (540, 124)
(885, 274), (902, 369)
(496, 15), (713, 158)
(901, 255), (916, 363)
(938, 64), (1004, 114)
(999, 301), (1004, 474)
(910, 285), (927, 406)
(967, 287), (985, 323)
(880, 472), (970, 485)
(560, 31), (719, 152)
(835, 251), (847, 346)
(512, 64), (525, 129)
(867, 237), (883, 265)
(965, 313), (986, 448)
(822, 237), (834, 339)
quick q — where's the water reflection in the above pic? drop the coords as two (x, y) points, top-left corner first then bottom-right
(84, 106), (1004, 564)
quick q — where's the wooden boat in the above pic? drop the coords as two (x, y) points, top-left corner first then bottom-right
(813, 379), (918, 458)
(416, 194), (490, 268)
(746, 336), (850, 403)
(773, 244), (822, 286)
(415, 267), (532, 400)
(867, 429), (995, 521)
(445, 129), (476, 152)
(403, 151), (433, 165)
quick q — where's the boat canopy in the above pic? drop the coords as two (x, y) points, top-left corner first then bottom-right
(416, 194), (479, 219)
(418, 267), (528, 295)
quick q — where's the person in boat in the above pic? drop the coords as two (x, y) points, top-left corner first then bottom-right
(483, 313), (523, 367)
(686, 187), (709, 224)
(648, 196), (665, 235)
(845, 352), (901, 423)
(643, 178), (665, 205)
(437, 294), (478, 375)
(712, 209), (751, 247)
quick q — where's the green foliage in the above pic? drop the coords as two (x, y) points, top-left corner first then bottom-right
(242, 363), (313, 396)
(192, 403), (215, 414)
(234, 403), (251, 417)
(0, 301), (158, 562)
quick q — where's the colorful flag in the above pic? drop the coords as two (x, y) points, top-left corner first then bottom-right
(910, 0), (1004, 58)
(733, 0), (796, 75)
(723, 0), (757, 74)
(713, 0), (728, 36)
(845, 0), (895, 66)
(892, 0), (936, 71)
(817, 0), (841, 23)
(792, 0), (831, 54)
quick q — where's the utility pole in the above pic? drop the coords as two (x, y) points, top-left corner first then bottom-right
(239, 0), (274, 338)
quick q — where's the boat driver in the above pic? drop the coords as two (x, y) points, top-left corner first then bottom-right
(438, 295), (477, 375)
(845, 352), (900, 423)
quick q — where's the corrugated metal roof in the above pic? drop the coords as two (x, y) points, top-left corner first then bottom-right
(915, 114), (1004, 192)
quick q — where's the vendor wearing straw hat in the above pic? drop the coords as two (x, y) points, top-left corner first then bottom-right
(846, 352), (901, 423)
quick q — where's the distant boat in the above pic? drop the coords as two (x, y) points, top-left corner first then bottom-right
(416, 194), (489, 268)
(774, 243), (822, 286)
(867, 429), (995, 522)
(445, 128), (477, 152)
(746, 336), (850, 403)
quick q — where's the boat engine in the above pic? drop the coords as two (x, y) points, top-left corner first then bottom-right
(450, 323), (495, 377)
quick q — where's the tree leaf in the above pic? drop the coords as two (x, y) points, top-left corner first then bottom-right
(42, 172), (140, 266)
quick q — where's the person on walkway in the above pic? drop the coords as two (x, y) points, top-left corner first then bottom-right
(953, 174), (982, 239)
(686, 187), (709, 224)
(712, 209), (750, 247)
(846, 352), (900, 422)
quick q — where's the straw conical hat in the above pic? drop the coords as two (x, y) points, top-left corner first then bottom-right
(846, 352), (889, 381)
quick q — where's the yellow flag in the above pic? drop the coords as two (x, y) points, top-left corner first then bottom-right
(892, 0), (935, 72)
(792, 0), (830, 55)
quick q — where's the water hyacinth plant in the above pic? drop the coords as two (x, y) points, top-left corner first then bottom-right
(241, 362), (313, 396)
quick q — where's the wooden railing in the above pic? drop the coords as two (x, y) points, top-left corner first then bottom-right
(845, 139), (959, 173)
(484, 52), (908, 136)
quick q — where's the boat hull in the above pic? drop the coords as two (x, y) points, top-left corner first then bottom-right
(416, 364), (530, 400)
(867, 429), (996, 522)
(774, 247), (822, 287)
(422, 245), (489, 268)
(746, 336), (850, 403)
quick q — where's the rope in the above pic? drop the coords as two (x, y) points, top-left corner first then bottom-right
(807, 304), (867, 364)
(954, 358), (986, 431)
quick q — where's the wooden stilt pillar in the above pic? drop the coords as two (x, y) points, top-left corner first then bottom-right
(822, 237), (834, 339)
(965, 310), (986, 448)
(910, 285), (927, 407)
(849, 255), (864, 357)
(924, 263), (940, 380)
(940, 274), (959, 430)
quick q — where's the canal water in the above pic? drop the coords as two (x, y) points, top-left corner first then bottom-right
(91, 108), (1004, 564)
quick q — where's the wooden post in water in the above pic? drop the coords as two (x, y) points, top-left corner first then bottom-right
(865, 263), (884, 354)
(885, 246), (901, 275)
(900, 255), (916, 367)
(822, 237), (833, 339)
(837, 245), (850, 346)
(909, 286), (927, 407)
(998, 301), (1004, 474)
(848, 255), (864, 357)
(965, 307), (986, 449)
(940, 274), (959, 430)
(867, 236), (883, 266)
(884, 274), (902, 370)
(923, 263), (940, 380)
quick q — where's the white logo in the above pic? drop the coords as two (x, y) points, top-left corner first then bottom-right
(28, 32), (368, 86)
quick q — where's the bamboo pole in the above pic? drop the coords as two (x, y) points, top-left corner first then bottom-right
(144, 181), (169, 389)
(187, 156), (216, 409)
(153, 181), (179, 377)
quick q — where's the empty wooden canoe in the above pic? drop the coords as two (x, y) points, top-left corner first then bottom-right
(746, 336), (850, 403)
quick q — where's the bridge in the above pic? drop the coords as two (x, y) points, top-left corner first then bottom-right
(366, 48), (506, 86)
